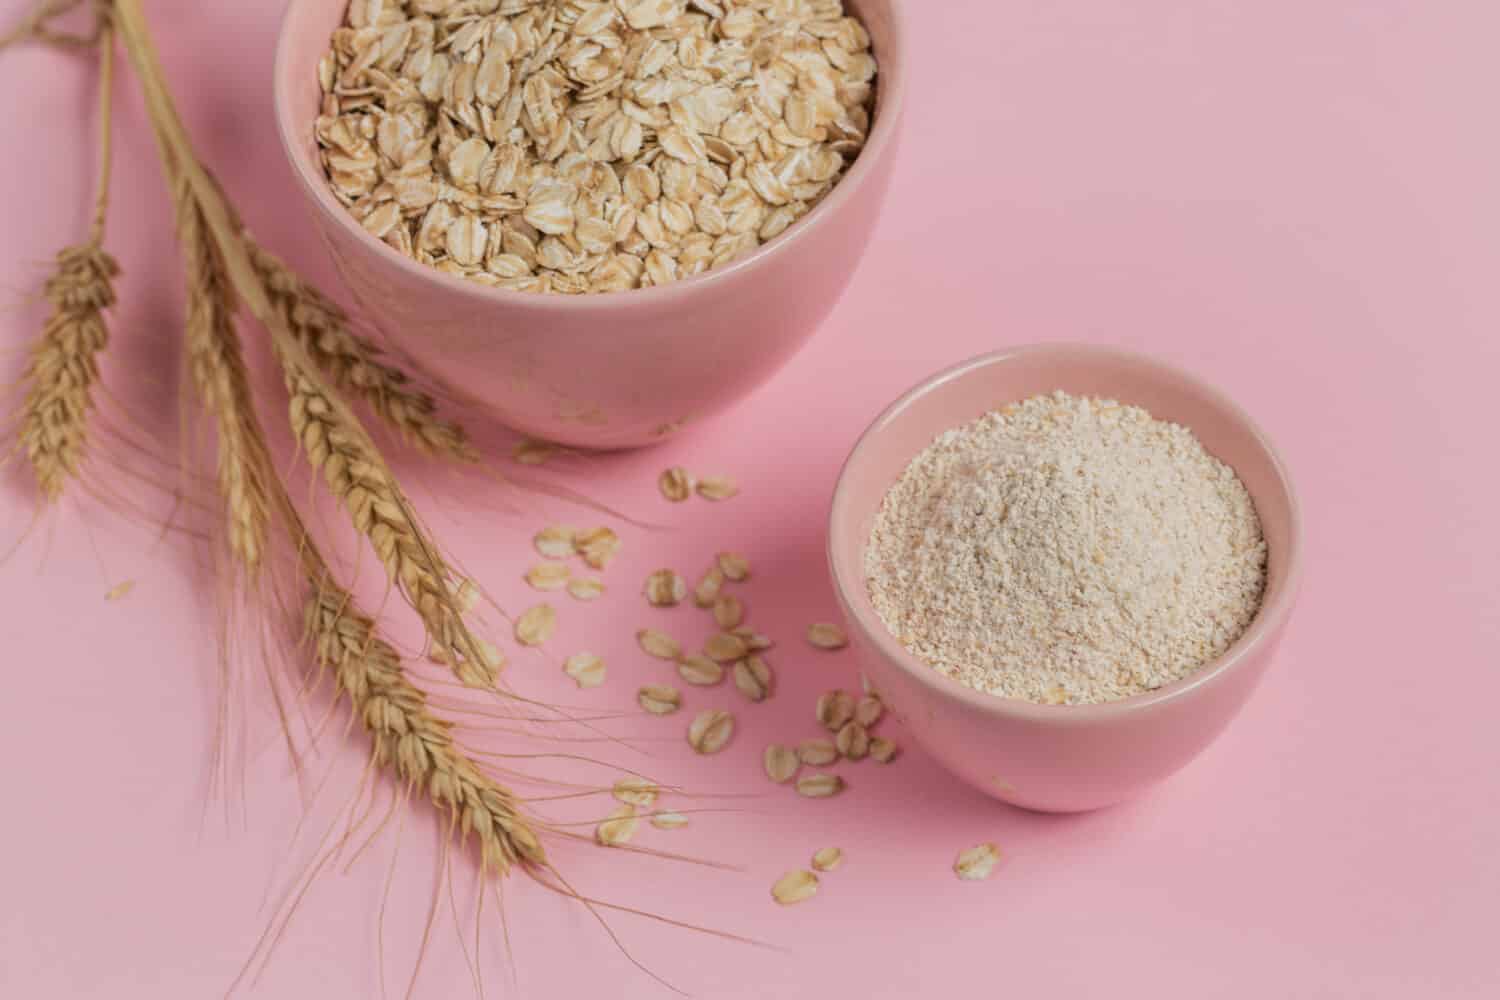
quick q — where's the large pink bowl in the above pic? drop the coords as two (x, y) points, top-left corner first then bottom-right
(828, 345), (1304, 812)
(274, 0), (906, 449)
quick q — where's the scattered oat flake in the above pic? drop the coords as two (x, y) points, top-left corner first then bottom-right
(104, 580), (135, 601)
(869, 737), (900, 764)
(771, 869), (819, 906)
(798, 739), (839, 766)
(954, 843), (1002, 881)
(651, 810), (688, 830)
(612, 777), (659, 808)
(595, 804), (639, 847)
(563, 652), (606, 689)
(638, 685), (682, 715)
(575, 526), (621, 569)
(693, 567), (725, 607)
(716, 551), (751, 581)
(644, 569), (688, 607)
(816, 690), (856, 731)
(515, 604), (557, 646)
(763, 744), (799, 784)
(568, 576), (605, 601)
(733, 656), (773, 702)
(534, 525), (576, 559)
(512, 438), (558, 465)
(677, 653), (724, 686)
(807, 622), (848, 649)
(733, 626), (774, 651)
(687, 708), (735, 754)
(796, 773), (845, 798)
(525, 562), (571, 591)
(855, 695), (884, 728)
(836, 721), (870, 760)
(658, 467), (694, 502)
(811, 847), (844, 872)
(638, 628), (682, 660)
(697, 476), (739, 501)
(711, 594), (744, 629)
(704, 632), (749, 662)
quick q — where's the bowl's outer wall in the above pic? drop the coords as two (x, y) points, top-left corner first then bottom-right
(829, 347), (1300, 812)
(277, 0), (903, 449)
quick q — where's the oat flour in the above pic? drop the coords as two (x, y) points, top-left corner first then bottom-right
(866, 392), (1267, 705)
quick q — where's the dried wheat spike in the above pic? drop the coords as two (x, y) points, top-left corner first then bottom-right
(281, 349), (492, 686)
(18, 244), (118, 501)
(306, 582), (544, 874)
(251, 245), (474, 461)
(178, 183), (271, 569)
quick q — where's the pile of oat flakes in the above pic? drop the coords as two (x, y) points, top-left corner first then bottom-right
(315, 0), (878, 293)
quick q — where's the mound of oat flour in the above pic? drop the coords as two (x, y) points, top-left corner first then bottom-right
(865, 392), (1267, 705)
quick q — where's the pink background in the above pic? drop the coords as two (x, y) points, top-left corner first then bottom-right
(3, 1), (1497, 997)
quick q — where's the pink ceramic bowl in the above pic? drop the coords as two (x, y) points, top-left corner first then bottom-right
(828, 345), (1304, 813)
(273, 1), (906, 449)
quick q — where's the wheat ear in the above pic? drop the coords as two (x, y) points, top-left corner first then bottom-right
(279, 348), (495, 686)
(306, 579), (545, 873)
(177, 178), (272, 570)
(250, 245), (475, 462)
(14, 15), (116, 502)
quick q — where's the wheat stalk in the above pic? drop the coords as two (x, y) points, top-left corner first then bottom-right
(250, 245), (475, 462)
(13, 12), (117, 502)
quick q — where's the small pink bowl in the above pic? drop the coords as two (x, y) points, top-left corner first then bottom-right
(273, 0), (906, 449)
(828, 345), (1304, 812)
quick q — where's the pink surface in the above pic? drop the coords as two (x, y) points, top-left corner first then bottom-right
(3, 2), (1497, 997)
(829, 345), (1304, 812)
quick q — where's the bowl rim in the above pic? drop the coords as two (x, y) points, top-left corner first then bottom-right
(826, 342), (1305, 726)
(272, 0), (909, 312)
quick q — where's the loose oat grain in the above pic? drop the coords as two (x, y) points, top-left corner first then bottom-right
(644, 568), (687, 606)
(677, 653), (724, 686)
(797, 739), (839, 767)
(638, 684), (682, 715)
(658, 466), (694, 502)
(687, 708), (734, 754)
(567, 576), (605, 600)
(796, 773), (844, 798)
(954, 843), (1001, 881)
(772, 869), (819, 905)
(815, 690), (855, 731)
(563, 651), (606, 688)
(696, 476), (739, 501)
(733, 656), (773, 702)
(763, 744), (799, 784)
(637, 628), (681, 660)
(807, 622), (848, 649)
(534, 524), (576, 559)
(514, 603), (556, 646)
(525, 562), (571, 591)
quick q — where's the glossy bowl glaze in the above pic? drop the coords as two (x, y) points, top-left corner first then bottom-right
(274, 0), (906, 449)
(828, 345), (1303, 812)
